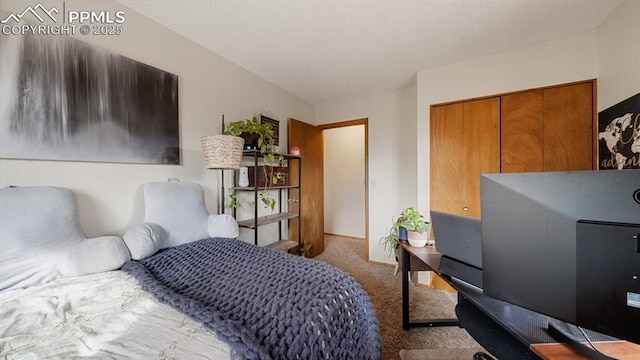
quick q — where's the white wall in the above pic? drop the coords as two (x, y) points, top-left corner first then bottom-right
(416, 31), (599, 224)
(323, 125), (365, 238)
(317, 86), (417, 263)
(3, 0), (633, 261)
(317, 3), (635, 267)
(597, 0), (640, 111)
(0, 0), (314, 237)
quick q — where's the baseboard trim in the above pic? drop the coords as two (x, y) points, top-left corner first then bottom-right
(324, 232), (365, 241)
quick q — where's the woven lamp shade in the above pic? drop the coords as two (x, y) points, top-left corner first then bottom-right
(201, 135), (245, 169)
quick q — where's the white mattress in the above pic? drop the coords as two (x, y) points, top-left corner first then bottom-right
(0, 270), (231, 359)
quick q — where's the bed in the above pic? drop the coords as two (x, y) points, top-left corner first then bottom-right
(0, 183), (382, 359)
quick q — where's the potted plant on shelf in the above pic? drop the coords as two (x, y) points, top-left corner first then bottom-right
(224, 116), (279, 162)
(223, 116), (284, 212)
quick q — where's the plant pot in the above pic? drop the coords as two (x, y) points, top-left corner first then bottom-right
(407, 230), (428, 247)
(240, 132), (259, 149)
(398, 226), (408, 241)
(201, 135), (245, 169)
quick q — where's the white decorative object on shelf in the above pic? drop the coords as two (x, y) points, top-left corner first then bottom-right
(238, 167), (249, 187)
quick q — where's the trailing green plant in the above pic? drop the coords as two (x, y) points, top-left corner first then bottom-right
(379, 207), (429, 257)
(224, 116), (284, 212)
(399, 207), (429, 233)
(380, 217), (402, 256)
(227, 192), (240, 210)
(224, 116), (282, 163)
(259, 189), (276, 211)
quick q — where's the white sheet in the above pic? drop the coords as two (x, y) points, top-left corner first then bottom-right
(0, 271), (231, 359)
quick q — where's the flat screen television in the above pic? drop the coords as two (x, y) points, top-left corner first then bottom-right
(480, 170), (640, 344)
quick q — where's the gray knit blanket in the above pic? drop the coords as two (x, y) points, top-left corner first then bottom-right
(122, 237), (381, 360)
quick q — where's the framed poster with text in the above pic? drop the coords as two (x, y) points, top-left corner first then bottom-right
(597, 92), (640, 170)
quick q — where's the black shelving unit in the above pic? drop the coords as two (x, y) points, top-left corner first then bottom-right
(224, 150), (302, 253)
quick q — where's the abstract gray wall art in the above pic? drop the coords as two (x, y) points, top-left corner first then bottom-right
(0, 33), (179, 164)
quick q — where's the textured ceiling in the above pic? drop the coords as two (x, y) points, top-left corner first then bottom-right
(117, 0), (623, 105)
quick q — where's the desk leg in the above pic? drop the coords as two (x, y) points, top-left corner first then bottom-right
(402, 244), (460, 329)
(402, 245), (410, 330)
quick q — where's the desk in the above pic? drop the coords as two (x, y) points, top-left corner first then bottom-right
(400, 241), (459, 329)
(400, 241), (640, 360)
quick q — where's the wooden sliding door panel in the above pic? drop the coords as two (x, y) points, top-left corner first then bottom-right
(543, 83), (593, 171)
(430, 81), (594, 220)
(430, 103), (464, 214)
(463, 98), (500, 217)
(501, 90), (544, 172)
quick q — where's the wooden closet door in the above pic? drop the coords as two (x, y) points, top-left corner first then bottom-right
(501, 90), (544, 172)
(463, 98), (500, 217)
(430, 98), (499, 217)
(430, 103), (465, 214)
(543, 82), (594, 171)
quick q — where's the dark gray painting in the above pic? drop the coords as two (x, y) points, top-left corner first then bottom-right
(0, 33), (179, 164)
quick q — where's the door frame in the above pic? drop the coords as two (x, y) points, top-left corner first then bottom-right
(318, 118), (370, 261)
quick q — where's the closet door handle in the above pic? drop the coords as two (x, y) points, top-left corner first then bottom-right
(462, 206), (469, 211)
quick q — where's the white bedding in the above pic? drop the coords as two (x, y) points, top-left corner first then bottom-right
(0, 271), (231, 359)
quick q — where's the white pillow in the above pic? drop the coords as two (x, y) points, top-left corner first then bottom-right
(64, 236), (131, 276)
(123, 222), (168, 260)
(208, 214), (240, 238)
(122, 182), (240, 260)
(143, 182), (210, 246)
(0, 186), (130, 291)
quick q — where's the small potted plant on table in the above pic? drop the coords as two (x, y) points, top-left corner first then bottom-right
(400, 207), (430, 247)
(380, 206), (431, 259)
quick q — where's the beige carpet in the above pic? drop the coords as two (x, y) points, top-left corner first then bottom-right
(314, 235), (485, 360)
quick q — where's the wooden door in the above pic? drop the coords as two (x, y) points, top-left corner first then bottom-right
(463, 98), (500, 217)
(430, 103), (465, 214)
(429, 98), (498, 292)
(430, 98), (500, 217)
(501, 81), (594, 173)
(501, 90), (544, 172)
(288, 118), (324, 257)
(543, 82), (594, 171)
